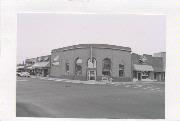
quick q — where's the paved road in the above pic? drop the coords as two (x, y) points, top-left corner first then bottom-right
(16, 77), (165, 119)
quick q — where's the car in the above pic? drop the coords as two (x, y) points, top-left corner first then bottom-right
(17, 72), (22, 77)
(17, 72), (30, 77)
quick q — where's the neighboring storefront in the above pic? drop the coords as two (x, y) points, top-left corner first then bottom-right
(17, 65), (25, 73)
(132, 53), (165, 81)
(50, 44), (132, 82)
(25, 55), (51, 77)
(25, 58), (36, 75)
(32, 55), (51, 77)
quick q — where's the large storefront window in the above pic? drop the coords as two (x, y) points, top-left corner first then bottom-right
(142, 71), (150, 79)
(75, 58), (82, 75)
(87, 58), (96, 68)
(102, 58), (111, 76)
(119, 64), (124, 77)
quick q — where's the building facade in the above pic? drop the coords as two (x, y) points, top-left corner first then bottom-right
(25, 58), (36, 75)
(25, 55), (51, 77)
(132, 53), (165, 81)
(50, 44), (132, 82)
(153, 52), (166, 71)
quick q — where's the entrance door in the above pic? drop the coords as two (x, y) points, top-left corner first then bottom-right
(138, 72), (141, 81)
(87, 70), (96, 80)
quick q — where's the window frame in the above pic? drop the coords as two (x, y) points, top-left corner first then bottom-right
(75, 57), (82, 75)
(102, 58), (111, 76)
(119, 64), (124, 77)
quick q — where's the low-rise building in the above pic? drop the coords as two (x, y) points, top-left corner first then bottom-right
(50, 44), (132, 82)
(25, 55), (51, 77)
(32, 55), (51, 77)
(132, 53), (165, 81)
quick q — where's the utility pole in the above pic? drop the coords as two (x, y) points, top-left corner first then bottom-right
(90, 45), (92, 62)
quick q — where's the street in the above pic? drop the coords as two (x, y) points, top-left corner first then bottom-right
(16, 77), (165, 119)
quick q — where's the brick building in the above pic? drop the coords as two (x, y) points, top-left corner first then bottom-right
(50, 44), (132, 82)
(132, 53), (165, 81)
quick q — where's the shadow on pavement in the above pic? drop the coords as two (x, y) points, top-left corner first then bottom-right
(16, 102), (53, 117)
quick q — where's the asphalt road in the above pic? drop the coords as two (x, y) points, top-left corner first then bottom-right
(16, 77), (165, 119)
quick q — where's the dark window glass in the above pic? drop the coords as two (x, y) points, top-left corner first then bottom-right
(102, 58), (111, 76)
(75, 58), (82, 75)
(119, 64), (124, 77)
(66, 63), (69, 72)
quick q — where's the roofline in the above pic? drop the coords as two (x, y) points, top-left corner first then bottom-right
(51, 44), (131, 53)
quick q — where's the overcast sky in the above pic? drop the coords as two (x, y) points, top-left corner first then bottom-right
(17, 13), (165, 63)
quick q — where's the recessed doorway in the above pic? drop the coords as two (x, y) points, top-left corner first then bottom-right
(87, 70), (96, 81)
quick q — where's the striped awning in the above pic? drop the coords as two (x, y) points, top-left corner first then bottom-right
(134, 64), (154, 71)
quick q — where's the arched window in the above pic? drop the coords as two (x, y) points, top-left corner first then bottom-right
(87, 58), (96, 68)
(75, 58), (82, 75)
(102, 58), (111, 76)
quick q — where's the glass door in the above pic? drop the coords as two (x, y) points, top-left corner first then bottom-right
(87, 70), (96, 81)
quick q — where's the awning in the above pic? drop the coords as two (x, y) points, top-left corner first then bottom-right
(134, 64), (154, 71)
(17, 66), (25, 69)
(32, 62), (50, 68)
(27, 66), (33, 69)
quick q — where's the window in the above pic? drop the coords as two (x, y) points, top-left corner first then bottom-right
(87, 58), (96, 68)
(75, 58), (82, 75)
(66, 63), (70, 73)
(142, 71), (149, 79)
(102, 58), (111, 76)
(119, 64), (124, 77)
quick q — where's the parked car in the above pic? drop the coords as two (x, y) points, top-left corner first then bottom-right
(17, 72), (30, 77)
(16, 72), (21, 77)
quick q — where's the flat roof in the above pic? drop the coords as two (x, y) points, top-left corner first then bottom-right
(52, 44), (131, 53)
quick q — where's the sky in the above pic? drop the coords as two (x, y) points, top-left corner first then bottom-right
(17, 13), (165, 63)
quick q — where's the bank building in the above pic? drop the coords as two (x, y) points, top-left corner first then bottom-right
(50, 44), (132, 81)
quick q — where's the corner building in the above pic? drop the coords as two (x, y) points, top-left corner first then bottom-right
(50, 44), (132, 82)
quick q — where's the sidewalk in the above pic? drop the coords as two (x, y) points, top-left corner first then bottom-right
(30, 76), (165, 85)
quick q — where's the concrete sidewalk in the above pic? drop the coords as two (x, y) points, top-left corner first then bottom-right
(30, 76), (165, 85)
